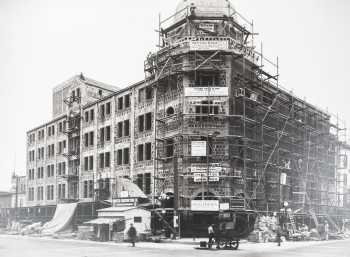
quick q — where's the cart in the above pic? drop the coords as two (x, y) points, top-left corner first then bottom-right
(206, 210), (257, 250)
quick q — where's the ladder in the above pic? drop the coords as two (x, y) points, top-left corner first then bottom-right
(288, 212), (297, 233)
(309, 209), (319, 227)
(154, 210), (177, 235)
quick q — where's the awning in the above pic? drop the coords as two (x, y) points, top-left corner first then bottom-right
(84, 218), (119, 225)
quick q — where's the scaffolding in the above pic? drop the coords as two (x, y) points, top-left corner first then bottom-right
(143, 2), (349, 228)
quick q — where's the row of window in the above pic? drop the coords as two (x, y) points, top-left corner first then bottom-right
(28, 163), (65, 180)
(28, 185), (61, 201)
(29, 140), (67, 162)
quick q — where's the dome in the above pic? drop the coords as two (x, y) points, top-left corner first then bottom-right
(174, 0), (234, 23)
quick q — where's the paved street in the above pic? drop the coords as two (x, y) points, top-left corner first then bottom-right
(0, 235), (349, 257)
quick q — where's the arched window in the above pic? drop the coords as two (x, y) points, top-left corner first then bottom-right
(166, 106), (175, 116)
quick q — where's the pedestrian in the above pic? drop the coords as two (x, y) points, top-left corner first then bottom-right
(208, 224), (215, 248)
(127, 223), (137, 247)
(276, 225), (282, 246)
(324, 221), (329, 241)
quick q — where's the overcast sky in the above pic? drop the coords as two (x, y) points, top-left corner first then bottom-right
(0, 0), (349, 191)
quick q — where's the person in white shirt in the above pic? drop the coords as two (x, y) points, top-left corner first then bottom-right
(208, 224), (215, 247)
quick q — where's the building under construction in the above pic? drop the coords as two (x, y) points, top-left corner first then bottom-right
(17, 0), (350, 235)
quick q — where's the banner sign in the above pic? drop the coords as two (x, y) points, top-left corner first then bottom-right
(189, 40), (229, 51)
(185, 87), (229, 97)
(191, 141), (207, 156)
(199, 23), (215, 33)
(191, 200), (219, 211)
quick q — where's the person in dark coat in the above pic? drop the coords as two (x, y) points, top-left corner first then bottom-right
(127, 223), (137, 247)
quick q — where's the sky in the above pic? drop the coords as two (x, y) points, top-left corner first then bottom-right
(0, 0), (349, 191)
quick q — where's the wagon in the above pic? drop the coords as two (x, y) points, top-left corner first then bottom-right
(206, 210), (257, 250)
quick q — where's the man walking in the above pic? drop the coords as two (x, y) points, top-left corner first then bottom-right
(324, 221), (329, 241)
(127, 223), (137, 247)
(208, 224), (215, 248)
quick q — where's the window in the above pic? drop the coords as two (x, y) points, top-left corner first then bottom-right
(124, 120), (130, 137)
(118, 97), (123, 110)
(137, 174), (143, 191)
(47, 165), (54, 177)
(100, 104), (105, 119)
(90, 109), (94, 121)
(89, 132), (94, 146)
(195, 73), (219, 86)
(166, 107), (175, 116)
(58, 184), (66, 199)
(85, 111), (89, 122)
(134, 217), (142, 223)
(62, 162), (66, 175)
(105, 152), (110, 168)
(138, 88), (145, 102)
(83, 181), (88, 198)
(145, 173), (151, 194)
(37, 186), (44, 201)
(125, 94), (130, 108)
(47, 185), (54, 201)
(88, 180), (94, 198)
(117, 149), (123, 165)
(123, 148), (130, 165)
(99, 153), (104, 169)
(28, 188), (34, 201)
(138, 144), (144, 162)
(195, 100), (219, 121)
(145, 113), (152, 130)
(118, 122), (123, 138)
(89, 156), (94, 170)
(84, 133), (89, 147)
(106, 102), (111, 115)
(138, 115), (144, 132)
(145, 87), (153, 100)
(145, 143), (152, 160)
(106, 126), (111, 141)
(84, 157), (89, 171)
(166, 139), (174, 158)
(100, 127), (105, 144)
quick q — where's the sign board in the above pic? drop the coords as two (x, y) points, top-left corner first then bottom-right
(191, 141), (207, 156)
(191, 200), (219, 211)
(199, 23), (215, 33)
(189, 40), (228, 51)
(193, 172), (220, 183)
(185, 87), (229, 97)
(120, 191), (129, 198)
(219, 203), (230, 211)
